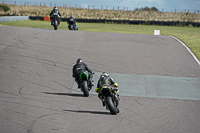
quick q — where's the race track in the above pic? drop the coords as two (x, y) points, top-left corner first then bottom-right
(0, 26), (200, 133)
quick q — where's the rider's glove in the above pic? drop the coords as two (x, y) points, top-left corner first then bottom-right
(114, 83), (118, 87)
(95, 87), (99, 93)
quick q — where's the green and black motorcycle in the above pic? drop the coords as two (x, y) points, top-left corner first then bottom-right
(78, 71), (94, 97)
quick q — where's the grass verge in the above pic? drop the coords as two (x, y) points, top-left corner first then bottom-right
(0, 20), (199, 60)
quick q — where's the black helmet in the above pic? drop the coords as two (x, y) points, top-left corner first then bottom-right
(76, 58), (83, 64)
(70, 15), (73, 18)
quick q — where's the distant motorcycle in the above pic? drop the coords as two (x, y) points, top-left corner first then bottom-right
(99, 85), (120, 115)
(78, 71), (94, 97)
(68, 19), (78, 30)
(51, 13), (60, 30)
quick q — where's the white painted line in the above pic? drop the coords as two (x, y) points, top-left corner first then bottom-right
(170, 35), (200, 66)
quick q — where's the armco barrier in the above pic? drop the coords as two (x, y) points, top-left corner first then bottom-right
(29, 16), (200, 27)
(0, 16), (29, 22)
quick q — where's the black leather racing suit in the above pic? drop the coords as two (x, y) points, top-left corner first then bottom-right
(68, 16), (77, 28)
(96, 75), (116, 91)
(49, 9), (61, 24)
(72, 62), (93, 84)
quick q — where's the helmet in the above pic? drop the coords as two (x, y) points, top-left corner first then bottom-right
(54, 6), (57, 10)
(76, 58), (83, 64)
(70, 15), (73, 18)
(101, 72), (109, 77)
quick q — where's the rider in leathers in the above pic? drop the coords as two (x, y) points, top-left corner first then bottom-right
(95, 72), (119, 106)
(68, 15), (77, 29)
(72, 58), (93, 88)
(49, 6), (61, 25)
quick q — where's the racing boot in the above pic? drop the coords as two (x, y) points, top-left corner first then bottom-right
(75, 79), (81, 88)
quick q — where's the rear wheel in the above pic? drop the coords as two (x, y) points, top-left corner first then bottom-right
(106, 96), (118, 115)
(82, 80), (89, 97)
(70, 25), (74, 30)
(54, 20), (57, 30)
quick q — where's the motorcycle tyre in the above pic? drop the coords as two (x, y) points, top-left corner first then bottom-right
(70, 25), (74, 30)
(82, 80), (89, 97)
(54, 20), (57, 30)
(106, 96), (118, 115)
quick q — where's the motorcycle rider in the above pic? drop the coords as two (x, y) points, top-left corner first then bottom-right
(72, 58), (94, 88)
(95, 72), (119, 106)
(49, 6), (61, 25)
(68, 15), (77, 29)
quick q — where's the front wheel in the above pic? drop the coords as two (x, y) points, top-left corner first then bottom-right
(106, 96), (118, 115)
(82, 80), (89, 97)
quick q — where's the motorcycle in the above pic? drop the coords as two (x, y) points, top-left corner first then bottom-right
(68, 19), (78, 30)
(99, 85), (120, 115)
(78, 71), (94, 97)
(51, 13), (60, 30)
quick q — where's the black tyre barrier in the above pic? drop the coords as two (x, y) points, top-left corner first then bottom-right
(29, 16), (200, 27)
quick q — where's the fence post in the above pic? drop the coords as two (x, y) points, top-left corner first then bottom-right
(24, 2), (26, 6)
(118, 6), (119, 10)
(88, 5), (89, 9)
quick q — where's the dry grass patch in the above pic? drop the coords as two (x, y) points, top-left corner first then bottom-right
(1, 4), (200, 22)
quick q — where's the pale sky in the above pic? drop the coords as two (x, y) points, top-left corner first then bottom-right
(4, 0), (200, 12)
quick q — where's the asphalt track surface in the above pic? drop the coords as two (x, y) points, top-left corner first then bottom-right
(0, 26), (200, 133)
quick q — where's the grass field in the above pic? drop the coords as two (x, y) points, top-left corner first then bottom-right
(0, 20), (200, 60)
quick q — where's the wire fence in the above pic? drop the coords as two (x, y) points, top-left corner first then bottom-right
(1, 0), (200, 13)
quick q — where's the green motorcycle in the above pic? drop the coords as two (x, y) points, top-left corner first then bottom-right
(78, 71), (94, 97)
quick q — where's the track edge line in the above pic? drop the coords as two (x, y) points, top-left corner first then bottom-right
(170, 35), (200, 66)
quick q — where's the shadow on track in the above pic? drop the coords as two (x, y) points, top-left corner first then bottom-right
(42, 92), (84, 97)
(62, 109), (110, 115)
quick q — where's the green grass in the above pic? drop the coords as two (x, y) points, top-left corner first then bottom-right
(0, 20), (200, 60)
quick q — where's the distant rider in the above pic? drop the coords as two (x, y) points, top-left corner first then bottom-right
(49, 6), (61, 25)
(95, 72), (119, 106)
(72, 58), (94, 88)
(68, 15), (77, 29)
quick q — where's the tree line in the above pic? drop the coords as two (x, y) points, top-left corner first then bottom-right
(135, 6), (159, 11)
(0, 4), (9, 12)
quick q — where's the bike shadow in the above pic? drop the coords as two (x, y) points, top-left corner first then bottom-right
(42, 92), (84, 97)
(62, 109), (110, 115)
